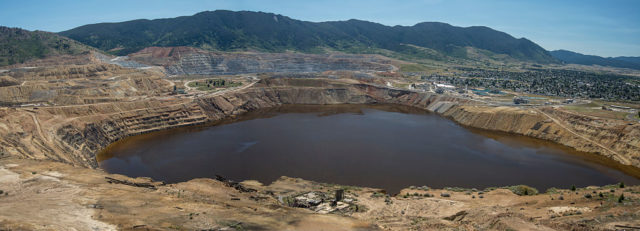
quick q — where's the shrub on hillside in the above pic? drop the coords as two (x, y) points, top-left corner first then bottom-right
(508, 185), (539, 196)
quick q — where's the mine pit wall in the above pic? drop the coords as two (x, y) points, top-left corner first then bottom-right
(540, 107), (640, 166)
(2, 78), (639, 171)
(129, 47), (395, 75)
(439, 105), (640, 168)
(0, 100), (207, 168)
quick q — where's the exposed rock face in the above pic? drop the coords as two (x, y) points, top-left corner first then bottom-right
(542, 108), (640, 166)
(0, 99), (205, 167)
(441, 106), (640, 168)
(0, 64), (171, 106)
(0, 76), (19, 87)
(92, 52), (150, 68)
(1, 78), (639, 171)
(129, 47), (395, 75)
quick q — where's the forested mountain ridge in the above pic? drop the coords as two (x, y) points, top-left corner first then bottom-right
(0, 26), (93, 66)
(59, 10), (556, 63)
(551, 49), (640, 70)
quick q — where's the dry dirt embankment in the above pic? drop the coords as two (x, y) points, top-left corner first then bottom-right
(1, 77), (639, 170)
(439, 105), (640, 169)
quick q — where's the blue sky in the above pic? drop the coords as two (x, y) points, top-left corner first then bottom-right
(0, 0), (638, 57)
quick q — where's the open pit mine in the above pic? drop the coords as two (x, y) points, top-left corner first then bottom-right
(1, 47), (640, 231)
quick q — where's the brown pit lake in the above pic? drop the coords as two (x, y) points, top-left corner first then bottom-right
(98, 104), (640, 194)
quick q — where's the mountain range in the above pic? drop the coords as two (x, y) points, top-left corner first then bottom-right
(550, 50), (640, 70)
(1, 10), (639, 69)
(58, 10), (555, 63)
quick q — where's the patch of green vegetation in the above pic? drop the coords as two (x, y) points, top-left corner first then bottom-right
(483, 187), (498, 192)
(593, 100), (640, 109)
(280, 196), (295, 206)
(319, 183), (361, 192)
(599, 192), (622, 204)
(216, 220), (245, 230)
(392, 83), (410, 89)
(545, 187), (560, 194)
(348, 204), (367, 213)
(402, 192), (431, 198)
(335, 185), (361, 193)
(411, 217), (428, 226)
(399, 63), (433, 72)
(188, 79), (242, 91)
(370, 192), (385, 198)
(563, 102), (632, 120)
(563, 105), (597, 113)
(601, 184), (619, 189)
(445, 187), (471, 192)
(508, 185), (539, 196)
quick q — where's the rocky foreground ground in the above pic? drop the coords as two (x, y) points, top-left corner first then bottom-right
(1, 157), (639, 230)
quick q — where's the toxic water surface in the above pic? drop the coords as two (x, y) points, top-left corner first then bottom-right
(99, 104), (640, 194)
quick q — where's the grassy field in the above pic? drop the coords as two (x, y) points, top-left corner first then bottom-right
(487, 93), (517, 103)
(591, 100), (640, 109)
(562, 102), (630, 120)
(392, 82), (411, 89)
(399, 64), (433, 72)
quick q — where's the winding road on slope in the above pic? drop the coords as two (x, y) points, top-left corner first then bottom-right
(532, 107), (631, 165)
